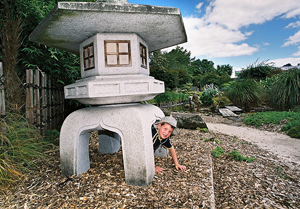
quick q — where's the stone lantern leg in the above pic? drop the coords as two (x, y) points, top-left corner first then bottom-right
(60, 103), (164, 187)
(29, 0), (187, 187)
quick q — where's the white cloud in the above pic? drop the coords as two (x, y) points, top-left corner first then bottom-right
(181, 16), (258, 58)
(283, 6), (300, 18)
(285, 21), (300, 29)
(292, 46), (300, 56)
(282, 30), (300, 46)
(204, 0), (300, 30)
(196, 2), (203, 10)
(269, 57), (300, 67)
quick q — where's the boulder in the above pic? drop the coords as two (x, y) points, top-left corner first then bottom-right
(171, 112), (208, 130)
(160, 107), (172, 116)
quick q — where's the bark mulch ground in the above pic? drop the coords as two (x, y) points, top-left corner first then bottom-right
(0, 115), (299, 208)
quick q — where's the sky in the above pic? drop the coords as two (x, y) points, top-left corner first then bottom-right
(129, 0), (300, 75)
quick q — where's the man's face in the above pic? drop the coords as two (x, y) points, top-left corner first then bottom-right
(157, 123), (174, 139)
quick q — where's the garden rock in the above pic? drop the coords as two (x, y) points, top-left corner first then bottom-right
(171, 112), (208, 129)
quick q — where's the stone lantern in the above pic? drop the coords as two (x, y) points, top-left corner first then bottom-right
(29, 0), (187, 187)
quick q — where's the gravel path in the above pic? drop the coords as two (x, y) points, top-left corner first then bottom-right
(206, 123), (300, 168)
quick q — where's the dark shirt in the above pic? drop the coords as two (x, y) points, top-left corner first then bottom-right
(152, 126), (173, 151)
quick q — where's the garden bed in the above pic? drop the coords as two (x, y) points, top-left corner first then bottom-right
(0, 115), (299, 208)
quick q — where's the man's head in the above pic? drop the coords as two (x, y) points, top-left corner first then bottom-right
(157, 116), (179, 139)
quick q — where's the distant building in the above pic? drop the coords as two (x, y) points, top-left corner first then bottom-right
(280, 65), (300, 71)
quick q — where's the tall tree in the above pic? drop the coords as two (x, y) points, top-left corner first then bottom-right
(238, 60), (274, 81)
(197, 59), (215, 74)
(216, 64), (233, 76)
(1, 0), (24, 112)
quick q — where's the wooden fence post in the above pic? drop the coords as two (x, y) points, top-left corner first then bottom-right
(34, 70), (41, 130)
(0, 62), (6, 136)
(25, 69), (65, 135)
(26, 69), (34, 124)
(41, 73), (47, 136)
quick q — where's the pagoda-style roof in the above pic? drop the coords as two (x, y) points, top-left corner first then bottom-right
(29, 1), (187, 55)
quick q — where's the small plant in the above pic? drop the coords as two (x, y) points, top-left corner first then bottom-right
(240, 141), (252, 145)
(205, 137), (215, 142)
(203, 84), (219, 97)
(211, 147), (256, 163)
(228, 150), (256, 162)
(196, 127), (209, 133)
(276, 166), (290, 180)
(211, 146), (224, 158)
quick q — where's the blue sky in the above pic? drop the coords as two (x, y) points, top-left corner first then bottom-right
(129, 0), (300, 75)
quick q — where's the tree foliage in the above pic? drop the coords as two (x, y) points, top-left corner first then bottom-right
(0, 0), (82, 88)
(150, 47), (232, 90)
(238, 60), (274, 81)
(216, 64), (233, 76)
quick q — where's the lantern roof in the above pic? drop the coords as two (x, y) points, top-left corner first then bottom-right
(29, 1), (187, 55)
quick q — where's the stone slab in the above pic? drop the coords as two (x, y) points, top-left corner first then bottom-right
(225, 105), (243, 112)
(218, 108), (238, 117)
(29, 1), (187, 54)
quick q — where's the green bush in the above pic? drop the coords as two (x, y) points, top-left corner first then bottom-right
(153, 91), (189, 104)
(200, 93), (214, 106)
(244, 111), (300, 137)
(226, 79), (263, 111)
(213, 95), (232, 107)
(238, 60), (274, 80)
(269, 69), (300, 111)
(291, 105), (300, 112)
(287, 124), (300, 138)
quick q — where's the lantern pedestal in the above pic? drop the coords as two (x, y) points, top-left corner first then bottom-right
(60, 103), (164, 187)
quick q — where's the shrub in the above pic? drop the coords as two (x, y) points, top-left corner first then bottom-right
(226, 79), (263, 111)
(213, 95), (232, 107)
(200, 93), (214, 106)
(244, 111), (300, 137)
(287, 124), (300, 138)
(153, 91), (189, 104)
(238, 60), (274, 80)
(291, 105), (300, 112)
(269, 69), (300, 111)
